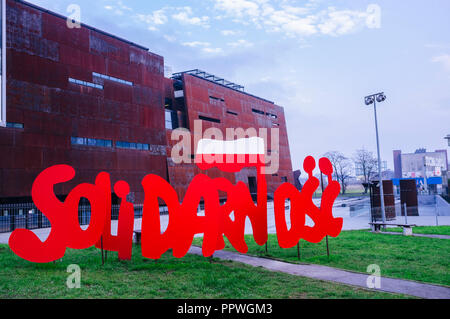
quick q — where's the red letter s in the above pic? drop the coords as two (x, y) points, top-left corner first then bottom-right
(8, 165), (110, 263)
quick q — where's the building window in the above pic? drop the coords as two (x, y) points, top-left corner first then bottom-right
(281, 177), (288, 183)
(71, 137), (112, 148)
(165, 109), (180, 130)
(116, 141), (150, 150)
(251, 108), (265, 115)
(165, 98), (173, 108)
(266, 112), (277, 119)
(69, 78), (103, 90)
(92, 72), (133, 86)
(209, 96), (225, 105)
(165, 98), (185, 130)
(6, 122), (24, 129)
(226, 110), (238, 116)
(199, 115), (221, 124)
(165, 110), (172, 129)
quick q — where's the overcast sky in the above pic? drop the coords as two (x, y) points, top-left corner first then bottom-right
(28, 0), (450, 172)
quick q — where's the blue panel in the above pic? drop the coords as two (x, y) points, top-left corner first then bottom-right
(392, 177), (443, 186)
(427, 177), (442, 185)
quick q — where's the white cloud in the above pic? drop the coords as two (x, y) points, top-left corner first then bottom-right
(182, 41), (211, 47)
(227, 39), (254, 48)
(172, 7), (210, 28)
(214, 0), (260, 18)
(431, 54), (450, 71)
(137, 6), (210, 31)
(318, 8), (368, 36)
(117, 1), (132, 12)
(213, 0), (373, 38)
(103, 0), (132, 16)
(221, 30), (244, 36)
(164, 34), (177, 43)
(137, 9), (168, 31)
(264, 11), (318, 37)
(202, 47), (224, 54)
(280, 5), (310, 16)
(181, 41), (223, 55)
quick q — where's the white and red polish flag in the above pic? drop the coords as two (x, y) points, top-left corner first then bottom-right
(195, 137), (266, 173)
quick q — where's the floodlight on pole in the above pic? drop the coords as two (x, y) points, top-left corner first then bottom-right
(364, 92), (387, 225)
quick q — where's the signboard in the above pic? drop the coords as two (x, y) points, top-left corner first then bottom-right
(424, 156), (445, 177)
(8, 138), (343, 263)
(424, 156), (444, 167)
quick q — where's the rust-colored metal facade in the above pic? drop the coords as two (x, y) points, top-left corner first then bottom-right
(399, 179), (419, 216)
(370, 180), (396, 221)
(164, 73), (293, 200)
(0, 0), (294, 204)
(1, 0), (166, 203)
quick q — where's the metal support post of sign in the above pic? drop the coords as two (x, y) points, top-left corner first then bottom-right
(435, 200), (439, 226)
(403, 203), (408, 225)
(101, 236), (104, 265)
(320, 172), (330, 259)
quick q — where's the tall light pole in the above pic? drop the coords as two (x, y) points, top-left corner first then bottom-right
(444, 135), (450, 195)
(365, 92), (387, 224)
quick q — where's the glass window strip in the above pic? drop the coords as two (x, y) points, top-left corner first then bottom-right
(116, 141), (150, 150)
(72, 137), (150, 151)
(198, 115), (221, 123)
(69, 78), (103, 90)
(6, 122), (24, 128)
(71, 137), (112, 148)
(251, 108), (265, 115)
(209, 96), (225, 102)
(92, 72), (133, 86)
(266, 112), (278, 119)
(226, 110), (238, 116)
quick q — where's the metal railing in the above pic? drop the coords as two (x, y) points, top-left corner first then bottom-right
(0, 203), (147, 233)
(369, 198), (450, 224)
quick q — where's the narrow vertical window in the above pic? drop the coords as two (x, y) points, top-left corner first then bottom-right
(165, 110), (173, 129)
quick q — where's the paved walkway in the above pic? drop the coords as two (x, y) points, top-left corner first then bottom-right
(188, 246), (450, 299)
(378, 232), (450, 239)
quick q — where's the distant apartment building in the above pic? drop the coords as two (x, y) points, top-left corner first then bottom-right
(393, 149), (448, 193)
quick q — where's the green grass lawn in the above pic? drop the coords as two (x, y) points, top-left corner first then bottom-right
(385, 226), (450, 236)
(194, 229), (450, 287)
(0, 244), (406, 299)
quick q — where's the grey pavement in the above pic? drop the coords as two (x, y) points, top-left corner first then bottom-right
(377, 232), (450, 239)
(188, 246), (450, 299)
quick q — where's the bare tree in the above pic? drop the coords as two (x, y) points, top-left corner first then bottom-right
(353, 149), (377, 193)
(323, 151), (353, 194)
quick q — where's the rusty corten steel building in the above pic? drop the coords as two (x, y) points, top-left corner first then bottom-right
(0, 0), (293, 204)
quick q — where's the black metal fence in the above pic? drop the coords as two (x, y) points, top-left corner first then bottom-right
(0, 203), (146, 233)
